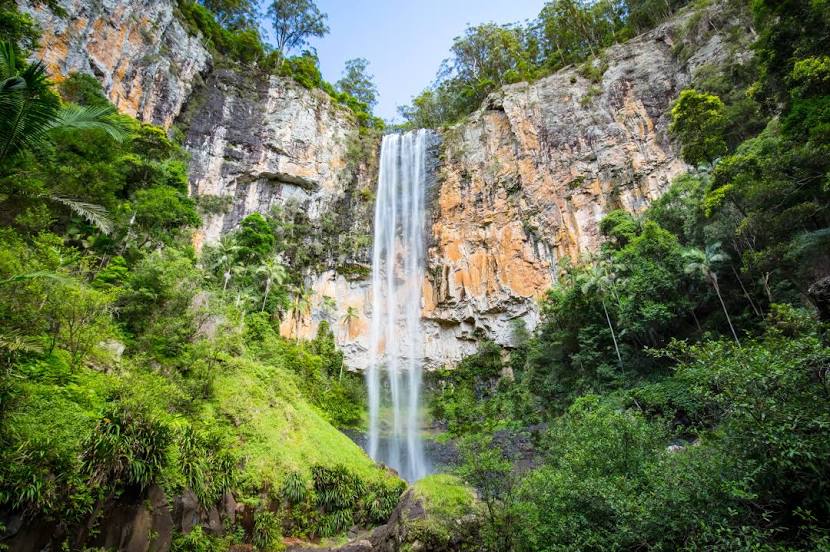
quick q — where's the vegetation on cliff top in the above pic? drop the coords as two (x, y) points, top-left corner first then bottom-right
(176, 0), (383, 130)
(399, 0), (702, 128)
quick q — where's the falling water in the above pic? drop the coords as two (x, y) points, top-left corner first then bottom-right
(366, 130), (431, 482)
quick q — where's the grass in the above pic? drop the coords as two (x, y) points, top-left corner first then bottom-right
(411, 474), (477, 520)
(203, 355), (397, 494)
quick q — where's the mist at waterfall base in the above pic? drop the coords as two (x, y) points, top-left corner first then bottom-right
(365, 130), (432, 483)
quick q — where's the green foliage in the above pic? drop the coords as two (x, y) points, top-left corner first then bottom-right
(172, 526), (227, 552)
(336, 58), (378, 110)
(267, 0), (329, 56)
(670, 88), (728, 165)
(0, 0), (39, 54)
(401, 0), (693, 127)
(253, 510), (284, 551)
(178, 426), (238, 506)
(0, 42), (127, 166)
(177, 0), (267, 65)
(237, 212), (276, 264)
(82, 402), (171, 491)
(280, 471), (308, 504)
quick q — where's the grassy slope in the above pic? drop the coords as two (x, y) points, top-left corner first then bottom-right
(204, 355), (393, 492)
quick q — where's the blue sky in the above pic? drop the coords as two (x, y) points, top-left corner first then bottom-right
(274, 1), (546, 121)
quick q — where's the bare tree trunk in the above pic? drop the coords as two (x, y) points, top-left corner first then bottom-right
(602, 299), (623, 366)
(690, 307), (702, 332)
(261, 281), (271, 312)
(730, 265), (762, 318)
(712, 275), (740, 346)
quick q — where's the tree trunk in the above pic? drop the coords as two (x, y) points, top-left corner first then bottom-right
(690, 307), (702, 332)
(261, 280), (271, 312)
(730, 265), (762, 317)
(712, 274), (740, 345)
(602, 299), (623, 366)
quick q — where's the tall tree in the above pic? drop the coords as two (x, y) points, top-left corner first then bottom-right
(580, 260), (623, 367)
(256, 257), (287, 312)
(669, 89), (728, 166)
(200, 0), (257, 29)
(267, 0), (329, 56)
(289, 285), (313, 340)
(684, 242), (740, 345)
(336, 58), (378, 109)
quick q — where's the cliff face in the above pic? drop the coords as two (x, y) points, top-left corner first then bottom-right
(183, 67), (371, 249)
(18, 0), (210, 128)
(22, 0), (746, 370)
(422, 5), (743, 364)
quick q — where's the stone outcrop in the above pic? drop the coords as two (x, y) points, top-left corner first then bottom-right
(183, 68), (372, 248)
(422, 4), (744, 363)
(19, 0), (210, 128)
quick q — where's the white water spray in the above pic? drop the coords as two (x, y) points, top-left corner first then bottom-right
(366, 130), (431, 482)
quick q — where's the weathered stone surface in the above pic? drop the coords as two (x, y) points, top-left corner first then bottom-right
(423, 3), (742, 364)
(93, 485), (174, 552)
(19, 0), (210, 128)
(184, 68), (368, 248)
(281, 269), (373, 370)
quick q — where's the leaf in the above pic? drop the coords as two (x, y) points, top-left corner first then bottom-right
(48, 195), (114, 235)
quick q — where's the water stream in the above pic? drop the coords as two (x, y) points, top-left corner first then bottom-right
(366, 129), (431, 482)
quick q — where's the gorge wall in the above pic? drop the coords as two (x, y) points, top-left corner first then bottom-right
(20, 0), (745, 369)
(421, 5), (746, 365)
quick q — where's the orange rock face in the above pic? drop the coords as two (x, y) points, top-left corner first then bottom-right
(21, 0), (210, 128)
(422, 7), (735, 363)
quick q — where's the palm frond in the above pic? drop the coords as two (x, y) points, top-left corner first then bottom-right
(0, 41), (16, 80)
(0, 330), (43, 354)
(52, 104), (129, 143)
(48, 195), (114, 235)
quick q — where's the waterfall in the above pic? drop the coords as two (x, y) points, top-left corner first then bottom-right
(366, 129), (431, 482)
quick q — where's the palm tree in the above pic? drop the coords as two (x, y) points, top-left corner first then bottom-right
(256, 257), (287, 311)
(0, 42), (127, 162)
(207, 237), (240, 292)
(684, 242), (740, 345)
(1, 42), (127, 234)
(580, 260), (623, 367)
(289, 285), (313, 341)
(320, 295), (337, 322)
(340, 305), (359, 341)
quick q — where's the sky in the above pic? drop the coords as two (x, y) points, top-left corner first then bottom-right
(293, 0), (546, 122)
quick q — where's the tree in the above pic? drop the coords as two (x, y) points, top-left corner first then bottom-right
(289, 285), (313, 340)
(580, 260), (623, 367)
(206, 236), (241, 292)
(340, 305), (359, 341)
(267, 0), (328, 56)
(336, 58), (378, 109)
(684, 242), (740, 345)
(45, 281), (114, 368)
(670, 89), (728, 166)
(200, 0), (257, 29)
(0, 42), (126, 164)
(236, 212), (275, 264)
(256, 257), (287, 312)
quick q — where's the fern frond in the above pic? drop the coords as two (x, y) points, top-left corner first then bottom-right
(53, 104), (129, 143)
(49, 195), (114, 235)
(0, 330), (43, 354)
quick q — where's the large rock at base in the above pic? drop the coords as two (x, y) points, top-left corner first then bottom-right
(94, 485), (174, 552)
